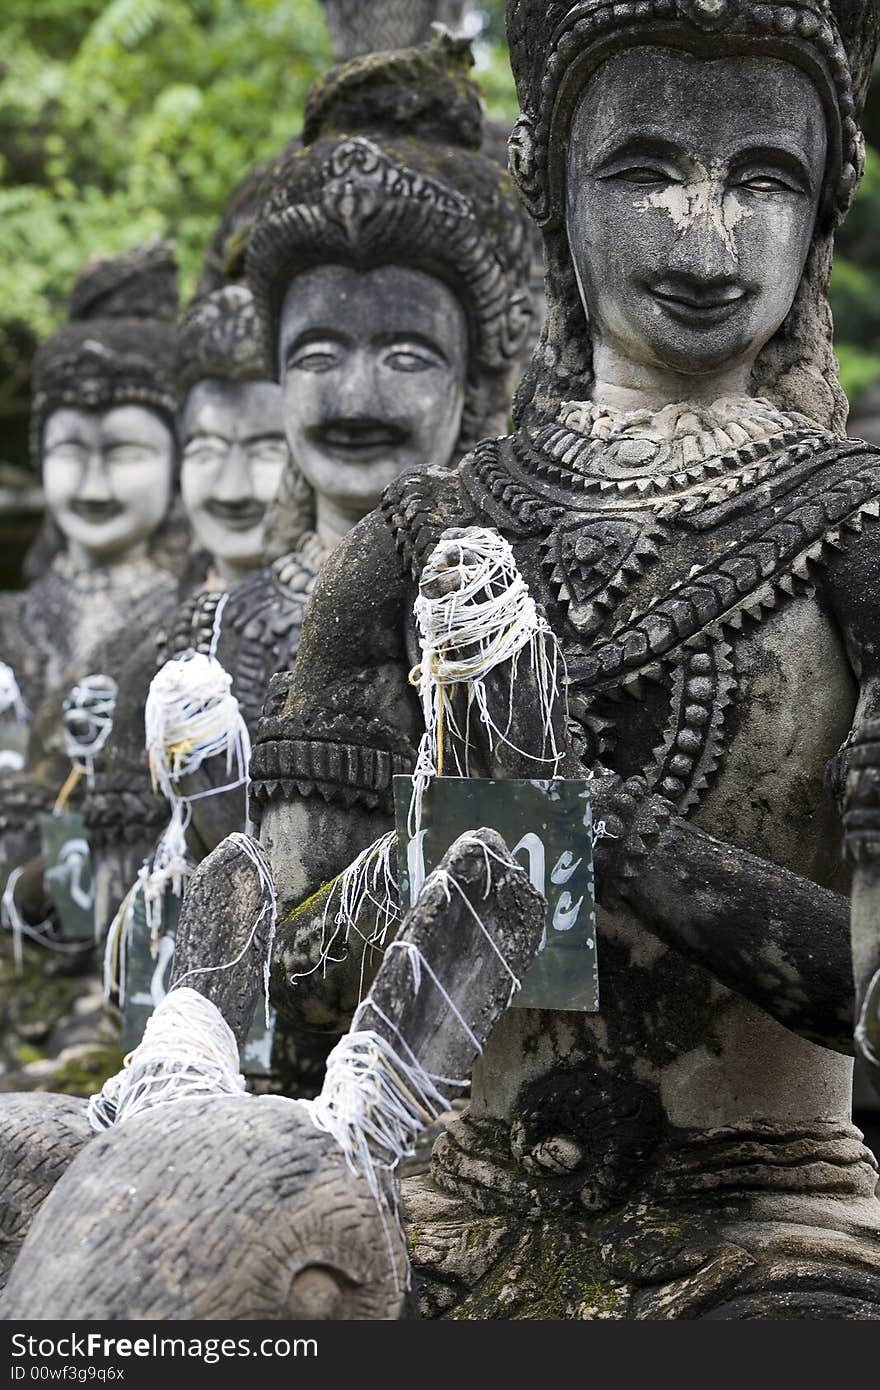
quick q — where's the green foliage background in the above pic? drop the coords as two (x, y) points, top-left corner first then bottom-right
(1, 0), (878, 471)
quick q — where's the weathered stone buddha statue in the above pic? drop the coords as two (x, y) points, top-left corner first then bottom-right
(0, 243), (184, 1092)
(251, 0), (880, 1318)
(83, 285), (296, 926)
(177, 286), (292, 588)
(86, 36), (533, 919)
(0, 244), (182, 896)
(0, 241), (180, 718)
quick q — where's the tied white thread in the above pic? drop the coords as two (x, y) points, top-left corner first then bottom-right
(87, 987), (246, 1131)
(208, 590), (228, 660)
(171, 832), (277, 1030)
(0, 662), (28, 724)
(135, 651), (250, 952)
(304, 846), (520, 1293)
(145, 651), (250, 804)
(408, 529), (565, 840)
(103, 884), (136, 1005)
(88, 849), (519, 1296)
(103, 832), (276, 1030)
(62, 674), (117, 784)
(1, 866), (84, 970)
(289, 831), (401, 998)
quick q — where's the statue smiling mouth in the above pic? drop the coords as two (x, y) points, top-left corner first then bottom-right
(312, 419), (409, 460)
(649, 280), (748, 326)
(203, 499), (266, 530)
(69, 499), (124, 523)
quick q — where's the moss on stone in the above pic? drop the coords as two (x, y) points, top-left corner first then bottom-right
(48, 1046), (126, 1097)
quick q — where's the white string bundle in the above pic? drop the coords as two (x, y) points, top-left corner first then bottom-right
(87, 986), (246, 1130)
(0, 662), (28, 769)
(139, 650), (250, 938)
(171, 832), (278, 1029)
(145, 651), (250, 803)
(62, 674), (117, 783)
(0, 662), (28, 723)
(409, 529), (565, 839)
(289, 831), (401, 997)
(1, 866), (84, 971)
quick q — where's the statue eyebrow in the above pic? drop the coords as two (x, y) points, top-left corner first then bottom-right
(45, 431), (90, 448)
(240, 431), (286, 446)
(183, 428), (230, 444)
(284, 327), (350, 358)
(587, 131), (683, 168)
(183, 429), (285, 446)
(373, 330), (448, 362)
(728, 143), (815, 190)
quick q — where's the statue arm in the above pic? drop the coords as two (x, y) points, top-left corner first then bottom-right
(594, 779), (854, 1052)
(602, 525), (880, 1055)
(255, 510), (420, 1022)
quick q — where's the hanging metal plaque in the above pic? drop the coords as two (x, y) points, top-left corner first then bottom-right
(120, 884), (180, 1052)
(394, 776), (598, 1012)
(120, 884), (276, 1074)
(38, 810), (95, 942)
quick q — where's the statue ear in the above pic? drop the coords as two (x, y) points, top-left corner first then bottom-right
(507, 115), (551, 226)
(832, 0), (880, 114)
(500, 287), (534, 361)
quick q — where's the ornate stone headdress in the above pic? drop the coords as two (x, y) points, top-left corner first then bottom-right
(320, 0), (469, 60)
(246, 33), (534, 451)
(505, 0), (880, 433)
(176, 286), (270, 393)
(30, 239), (179, 462)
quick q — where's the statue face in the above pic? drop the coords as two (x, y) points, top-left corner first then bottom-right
(566, 49), (827, 380)
(180, 379), (289, 573)
(43, 405), (174, 561)
(279, 264), (467, 516)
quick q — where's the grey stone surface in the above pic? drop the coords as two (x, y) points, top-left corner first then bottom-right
(0, 829), (543, 1319)
(251, 0), (880, 1318)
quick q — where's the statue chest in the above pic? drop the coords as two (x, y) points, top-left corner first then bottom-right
(459, 447), (872, 860)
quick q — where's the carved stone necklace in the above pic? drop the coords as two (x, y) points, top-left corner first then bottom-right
(517, 395), (823, 518)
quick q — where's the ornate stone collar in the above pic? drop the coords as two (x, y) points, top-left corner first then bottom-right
(47, 549), (168, 596)
(517, 396), (823, 512)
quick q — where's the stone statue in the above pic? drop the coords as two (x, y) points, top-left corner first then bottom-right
(83, 285), (298, 972)
(249, 0), (880, 1318)
(0, 243), (184, 905)
(0, 827), (543, 1316)
(176, 285), (292, 587)
(0, 240), (180, 719)
(84, 36), (533, 1039)
(0, 245), (187, 1094)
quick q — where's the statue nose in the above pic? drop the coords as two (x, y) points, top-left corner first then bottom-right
(665, 207), (741, 280)
(335, 346), (377, 414)
(79, 449), (113, 501)
(213, 444), (252, 502)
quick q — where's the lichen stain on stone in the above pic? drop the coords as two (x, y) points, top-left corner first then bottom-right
(635, 159), (753, 260)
